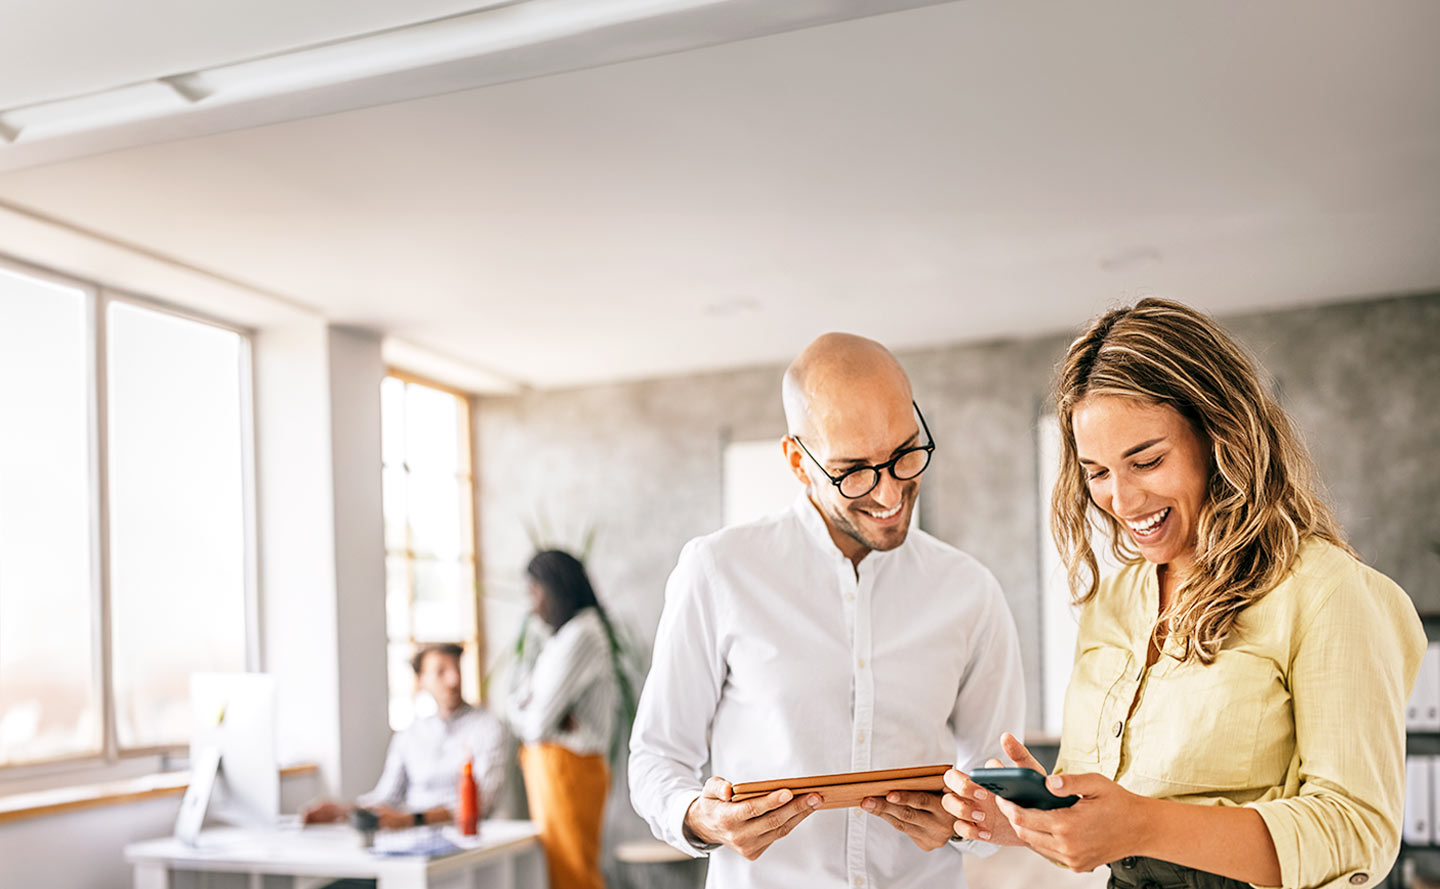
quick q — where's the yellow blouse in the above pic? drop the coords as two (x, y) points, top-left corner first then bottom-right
(1054, 538), (1425, 889)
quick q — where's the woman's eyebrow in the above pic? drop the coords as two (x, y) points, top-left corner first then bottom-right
(1122, 437), (1166, 458)
(1078, 437), (1166, 465)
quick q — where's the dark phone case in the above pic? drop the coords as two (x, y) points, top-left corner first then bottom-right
(968, 768), (1078, 810)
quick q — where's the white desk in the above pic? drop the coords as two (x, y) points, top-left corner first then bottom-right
(124, 820), (545, 889)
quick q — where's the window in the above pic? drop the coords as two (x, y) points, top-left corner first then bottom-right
(106, 302), (250, 750)
(0, 269), (99, 767)
(380, 374), (481, 731)
(0, 259), (252, 771)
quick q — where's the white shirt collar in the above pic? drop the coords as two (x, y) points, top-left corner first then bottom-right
(790, 491), (901, 572)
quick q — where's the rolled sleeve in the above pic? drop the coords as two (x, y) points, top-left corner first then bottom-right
(1244, 572), (1424, 889)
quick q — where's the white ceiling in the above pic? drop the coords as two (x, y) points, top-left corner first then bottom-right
(0, 0), (493, 110)
(1, 0), (1437, 391)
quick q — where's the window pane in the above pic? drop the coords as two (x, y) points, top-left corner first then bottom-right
(403, 383), (461, 473)
(387, 641), (416, 731)
(381, 376), (405, 468)
(0, 268), (101, 766)
(382, 466), (408, 552)
(107, 302), (248, 749)
(411, 559), (475, 642)
(408, 472), (470, 560)
(383, 376), (478, 728)
(385, 555), (411, 641)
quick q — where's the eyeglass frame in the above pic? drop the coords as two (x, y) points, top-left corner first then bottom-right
(791, 401), (936, 500)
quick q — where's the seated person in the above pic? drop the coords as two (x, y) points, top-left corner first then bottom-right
(303, 642), (507, 829)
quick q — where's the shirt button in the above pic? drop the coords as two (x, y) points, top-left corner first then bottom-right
(854, 879), (863, 888)
(1112, 720), (1123, 737)
(1349, 875), (1369, 885)
(857, 732), (866, 744)
(857, 658), (866, 669)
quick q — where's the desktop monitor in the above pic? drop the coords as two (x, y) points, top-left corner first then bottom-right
(183, 672), (278, 835)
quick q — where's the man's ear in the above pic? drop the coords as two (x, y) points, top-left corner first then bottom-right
(781, 437), (810, 486)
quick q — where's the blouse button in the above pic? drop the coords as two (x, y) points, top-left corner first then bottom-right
(1112, 720), (1123, 737)
(1349, 875), (1369, 885)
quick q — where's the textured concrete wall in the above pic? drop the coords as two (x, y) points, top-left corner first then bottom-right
(476, 291), (1440, 713)
(1224, 296), (1440, 612)
(473, 292), (1440, 847)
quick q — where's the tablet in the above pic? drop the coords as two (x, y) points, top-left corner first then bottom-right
(729, 764), (950, 811)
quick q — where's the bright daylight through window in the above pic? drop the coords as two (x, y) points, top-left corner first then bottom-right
(381, 375), (481, 731)
(0, 263), (251, 769)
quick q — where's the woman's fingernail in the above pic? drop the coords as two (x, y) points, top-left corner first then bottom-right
(975, 789), (987, 800)
(973, 811), (985, 822)
(980, 830), (992, 841)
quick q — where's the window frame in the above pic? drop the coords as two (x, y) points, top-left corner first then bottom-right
(381, 368), (487, 724)
(0, 253), (259, 786)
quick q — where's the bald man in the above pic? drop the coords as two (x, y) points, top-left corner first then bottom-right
(629, 334), (1026, 889)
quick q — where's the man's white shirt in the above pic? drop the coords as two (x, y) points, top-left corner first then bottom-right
(629, 494), (1026, 889)
(357, 703), (508, 816)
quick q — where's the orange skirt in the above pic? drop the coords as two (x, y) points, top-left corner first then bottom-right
(519, 743), (609, 889)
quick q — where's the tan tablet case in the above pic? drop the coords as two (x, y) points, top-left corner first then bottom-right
(729, 764), (950, 811)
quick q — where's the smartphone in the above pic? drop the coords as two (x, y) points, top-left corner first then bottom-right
(967, 768), (1078, 810)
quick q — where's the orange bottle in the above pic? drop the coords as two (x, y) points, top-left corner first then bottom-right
(456, 759), (479, 836)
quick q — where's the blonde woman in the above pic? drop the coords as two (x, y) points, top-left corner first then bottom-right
(944, 299), (1425, 888)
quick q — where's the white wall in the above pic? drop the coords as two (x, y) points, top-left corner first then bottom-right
(0, 771), (321, 889)
(255, 320), (391, 799)
(326, 326), (390, 799)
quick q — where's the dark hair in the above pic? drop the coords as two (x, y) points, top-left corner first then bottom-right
(526, 549), (607, 630)
(525, 549), (640, 763)
(411, 642), (464, 676)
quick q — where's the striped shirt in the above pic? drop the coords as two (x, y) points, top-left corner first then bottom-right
(507, 607), (618, 757)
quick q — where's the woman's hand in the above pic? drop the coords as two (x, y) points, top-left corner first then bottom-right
(941, 732), (1044, 846)
(992, 771), (1152, 872)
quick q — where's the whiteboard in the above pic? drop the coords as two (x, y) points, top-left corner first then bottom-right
(722, 438), (799, 527)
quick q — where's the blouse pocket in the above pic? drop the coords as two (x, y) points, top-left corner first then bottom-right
(1131, 649), (1283, 790)
(1061, 646), (1133, 764)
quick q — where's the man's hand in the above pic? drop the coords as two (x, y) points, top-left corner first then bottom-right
(301, 800), (349, 825)
(371, 805), (415, 831)
(684, 776), (822, 860)
(862, 791), (957, 851)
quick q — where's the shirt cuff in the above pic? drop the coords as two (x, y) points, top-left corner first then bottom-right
(1247, 799), (1382, 889)
(666, 789), (715, 858)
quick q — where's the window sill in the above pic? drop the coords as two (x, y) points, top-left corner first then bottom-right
(0, 762), (318, 825)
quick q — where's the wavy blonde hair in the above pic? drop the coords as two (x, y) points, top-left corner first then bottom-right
(1051, 298), (1351, 664)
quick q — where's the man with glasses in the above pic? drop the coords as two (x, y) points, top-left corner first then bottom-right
(630, 333), (1026, 889)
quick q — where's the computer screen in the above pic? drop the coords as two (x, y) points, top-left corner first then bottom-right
(188, 672), (278, 830)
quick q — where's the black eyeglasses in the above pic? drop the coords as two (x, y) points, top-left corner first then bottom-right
(792, 402), (936, 499)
